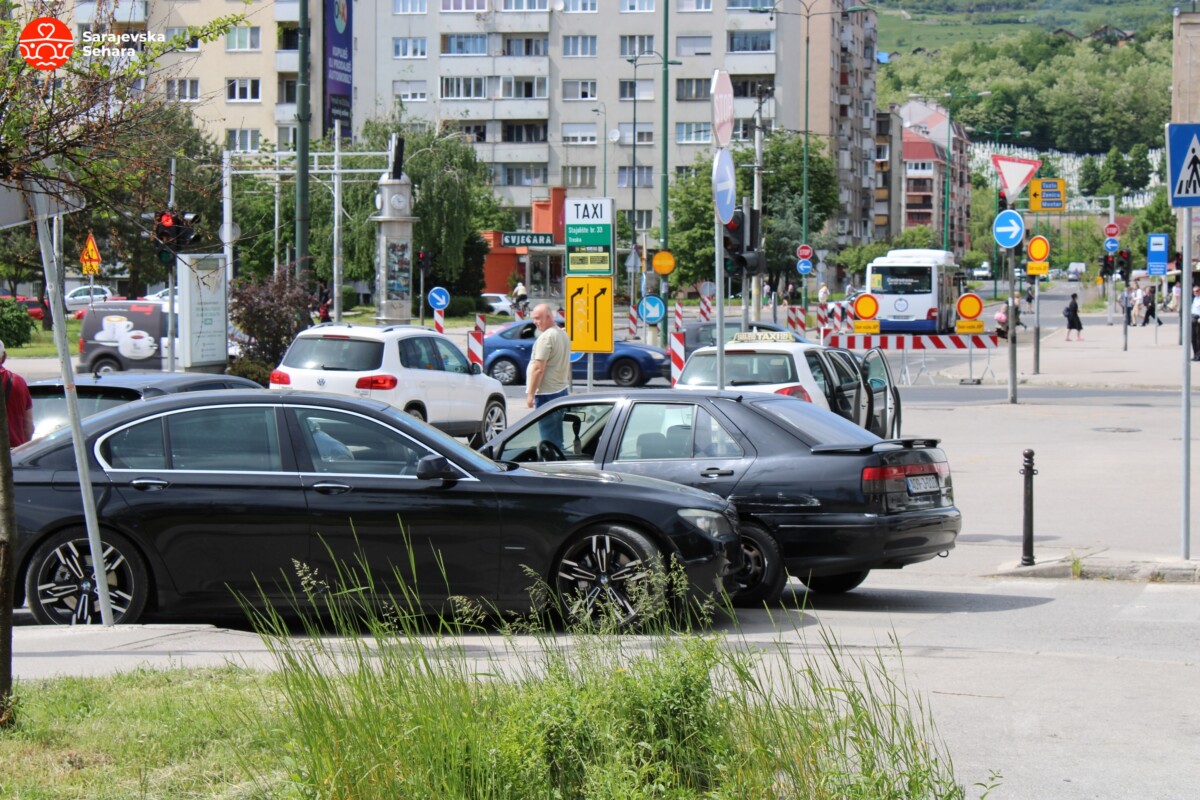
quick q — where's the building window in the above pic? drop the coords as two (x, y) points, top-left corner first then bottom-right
(442, 0), (487, 9)
(731, 76), (773, 97)
(561, 123), (597, 145)
(501, 76), (547, 99)
(562, 35), (597, 57)
(619, 35), (653, 57)
(499, 165), (548, 186)
(225, 27), (260, 51)
(676, 78), (710, 101)
(166, 78), (199, 102)
(441, 76), (487, 99)
(226, 78), (261, 102)
(442, 34), (487, 55)
(676, 122), (711, 143)
(620, 0), (653, 10)
(618, 122), (653, 144)
(505, 36), (547, 55)
(562, 79), (598, 100)
(502, 0), (547, 8)
(563, 0), (596, 9)
(619, 79), (653, 101)
(676, 165), (698, 179)
(564, 166), (597, 188)
(675, 35), (711, 57)
(731, 118), (754, 141)
(459, 123), (486, 142)
(728, 30), (773, 53)
(394, 80), (428, 101)
(226, 129), (261, 152)
(393, 37), (427, 58)
(278, 77), (297, 103)
(623, 209), (653, 231)
(678, 0), (710, 9)
(276, 126), (297, 149)
(164, 27), (199, 50)
(617, 166), (653, 188)
(728, 0), (772, 8)
(502, 122), (547, 142)
(394, 0), (427, 11)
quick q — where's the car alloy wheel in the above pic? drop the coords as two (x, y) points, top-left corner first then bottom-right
(610, 359), (642, 387)
(555, 526), (661, 627)
(471, 400), (508, 447)
(26, 529), (149, 625)
(489, 358), (520, 386)
(728, 522), (786, 606)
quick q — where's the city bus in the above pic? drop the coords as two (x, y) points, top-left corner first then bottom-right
(864, 248), (959, 333)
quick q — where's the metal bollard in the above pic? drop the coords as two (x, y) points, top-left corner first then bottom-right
(1020, 449), (1037, 566)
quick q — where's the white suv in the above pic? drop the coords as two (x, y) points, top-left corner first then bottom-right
(270, 324), (508, 444)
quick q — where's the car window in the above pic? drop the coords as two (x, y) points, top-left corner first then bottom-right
(496, 401), (614, 461)
(101, 418), (168, 470)
(616, 403), (699, 460)
(432, 338), (470, 375)
(399, 337), (440, 371)
(282, 337), (384, 371)
(753, 396), (879, 446)
(805, 352), (830, 397)
(168, 407), (283, 472)
(293, 407), (441, 476)
(826, 351), (859, 387)
(678, 353), (718, 385)
(693, 407), (743, 458)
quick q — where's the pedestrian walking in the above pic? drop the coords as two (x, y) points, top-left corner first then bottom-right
(1065, 293), (1084, 341)
(1191, 285), (1200, 361)
(0, 340), (33, 447)
(526, 303), (572, 447)
(1024, 285), (1034, 313)
(818, 284), (830, 305)
(1121, 283), (1136, 326)
(1141, 284), (1161, 326)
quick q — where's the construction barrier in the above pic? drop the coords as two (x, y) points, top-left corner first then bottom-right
(628, 305), (639, 339)
(824, 334), (1001, 386)
(434, 308), (444, 334)
(700, 295), (712, 322)
(467, 330), (483, 368)
(475, 313), (486, 333)
(670, 331), (685, 386)
(674, 300), (684, 331)
(786, 304), (807, 334)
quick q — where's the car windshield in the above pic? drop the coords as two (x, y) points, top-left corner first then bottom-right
(31, 388), (140, 439)
(750, 396), (880, 446)
(282, 337), (384, 370)
(871, 266), (932, 295)
(679, 352), (797, 386)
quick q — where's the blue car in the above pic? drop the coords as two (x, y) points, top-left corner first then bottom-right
(483, 320), (671, 387)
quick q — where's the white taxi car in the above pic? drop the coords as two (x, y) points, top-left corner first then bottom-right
(270, 324), (509, 445)
(675, 331), (901, 437)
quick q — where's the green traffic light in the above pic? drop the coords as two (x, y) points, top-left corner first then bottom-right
(157, 248), (174, 265)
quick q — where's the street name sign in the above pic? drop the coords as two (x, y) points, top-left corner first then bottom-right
(565, 197), (614, 275)
(501, 232), (553, 247)
(1029, 178), (1065, 212)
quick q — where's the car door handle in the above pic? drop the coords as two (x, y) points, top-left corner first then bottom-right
(312, 482), (352, 495)
(129, 478), (170, 491)
(700, 467), (734, 478)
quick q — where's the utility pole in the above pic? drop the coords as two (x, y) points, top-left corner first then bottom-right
(295, 0), (311, 280)
(751, 89), (767, 321)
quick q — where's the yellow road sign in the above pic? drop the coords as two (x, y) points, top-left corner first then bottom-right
(1028, 178), (1066, 212)
(1026, 260), (1049, 275)
(565, 276), (614, 353)
(80, 232), (101, 275)
(853, 319), (880, 334)
(956, 320), (985, 334)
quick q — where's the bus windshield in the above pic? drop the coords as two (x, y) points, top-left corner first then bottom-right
(870, 266), (932, 295)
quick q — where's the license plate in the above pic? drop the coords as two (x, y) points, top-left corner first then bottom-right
(907, 474), (939, 494)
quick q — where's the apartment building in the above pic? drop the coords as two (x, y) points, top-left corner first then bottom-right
(898, 100), (973, 257)
(873, 104), (903, 241)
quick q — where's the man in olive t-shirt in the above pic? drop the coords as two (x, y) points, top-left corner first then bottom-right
(526, 303), (571, 447)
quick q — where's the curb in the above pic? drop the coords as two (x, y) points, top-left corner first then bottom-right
(995, 558), (1200, 583)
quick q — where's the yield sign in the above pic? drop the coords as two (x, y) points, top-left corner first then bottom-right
(991, 155), (1043, 198)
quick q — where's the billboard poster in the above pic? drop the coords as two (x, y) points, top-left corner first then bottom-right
(324, 0), (352, 136)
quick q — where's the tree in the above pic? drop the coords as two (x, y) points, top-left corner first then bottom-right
(1126, 144), (1152, 193)
(1078, 156), (1102, 197)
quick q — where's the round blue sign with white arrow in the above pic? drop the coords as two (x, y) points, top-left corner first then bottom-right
(796, 259), (813, 275)
(639, 295), (666, 325)
(570, 351), (585, 363)
(711, 148), (736, 225)
(427, 286), (451, 310)
(992, 209), (1025, 250)
(1104, 237), (1120, 253)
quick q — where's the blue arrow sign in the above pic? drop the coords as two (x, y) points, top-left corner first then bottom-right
(796, 259), (813, 275)
(427, 286), (450, 310)
(992, 209), (1025, 250)
(712, 148), (736, 225)
(1104, 237), (1120, 253)
(639, 295), (666, 325)
(1166, 124), (1200, 208)
(1147, 233), (1168, 276)
(570, 351), (585, 363)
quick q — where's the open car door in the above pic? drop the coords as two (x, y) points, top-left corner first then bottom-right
(860, 348), (901, 438)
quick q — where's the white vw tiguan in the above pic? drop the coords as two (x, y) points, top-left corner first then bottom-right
(270, 324), (508, 444)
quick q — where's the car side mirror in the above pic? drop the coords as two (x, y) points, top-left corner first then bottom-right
(415, 454), (458, 482)
(470, 362), (482, 375)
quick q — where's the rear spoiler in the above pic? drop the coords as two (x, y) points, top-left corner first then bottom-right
(812, 437), (940, 455)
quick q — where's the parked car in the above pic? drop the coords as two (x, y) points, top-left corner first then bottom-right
(140, 287), (176, 301)
(483, 320), (671, 387)
(12, 391), (740, 626)
(65, 285), (115, 310)
(29, 370), (262, 440)
(679, 319), (810, 360)
(972, 264), (991, 279)
(481, 292), (513, 317)
(480, 389), (959, 605)
(3, 295), (46, 320)
(676, 332), (901, 438)
(270, 323), (508, 444)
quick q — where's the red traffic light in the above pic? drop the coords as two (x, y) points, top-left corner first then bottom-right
(160, 212), (175, 227)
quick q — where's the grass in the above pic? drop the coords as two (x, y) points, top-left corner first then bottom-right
(1, 552), (985, 799)
(9, 318), (83, 358)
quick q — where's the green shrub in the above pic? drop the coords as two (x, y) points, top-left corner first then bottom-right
(227, 358), (273, 386)
(0, 298), (37, 348)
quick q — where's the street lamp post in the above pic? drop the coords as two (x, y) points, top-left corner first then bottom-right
(592, 102), (607, 195)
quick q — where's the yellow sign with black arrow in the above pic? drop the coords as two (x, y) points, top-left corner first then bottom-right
(80, 232), (101, 276)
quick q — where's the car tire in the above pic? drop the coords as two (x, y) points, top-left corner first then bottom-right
(405, 404), (427, 422)
(25, 528), (150, 625)
(470, 399), (507, 448)
(488, 358), (520, 386)
(729, 522), (786, 606)
(89, 356), (121, 375)
(610, 358), (642, 387)
(554, 525), (663, 628)
(799, 570), (869, 595)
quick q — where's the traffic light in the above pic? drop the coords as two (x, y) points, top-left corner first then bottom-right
(1101, 254), (1114, 277)
(154, 210), (177, 264)
(1116, 248), (1131, 283)
(998, 189), (1008, 211)
(722, 210), (746, 274)
(176, 212), (200, 248)
(416, 249), (430, 273)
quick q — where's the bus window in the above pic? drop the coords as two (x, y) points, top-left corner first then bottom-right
(871, 266), (932, 295)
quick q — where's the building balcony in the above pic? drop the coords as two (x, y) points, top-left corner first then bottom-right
(275, 102), (297, 124)
(478, 142), (549, 163)
(874, 187), (889, 201)
(275, 0), (299, 21)
(733, 96), (773, 119)
(276, 50), (299, 73)
(724, 52), (775, 75)
(77, 0), (147, 24)
(492, 57), (549, 77)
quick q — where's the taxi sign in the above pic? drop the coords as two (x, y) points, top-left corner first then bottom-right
(731, 331), (793, 342)
(956, 292), (983, 320)
(1027, 235), (1050, 262)
(1026, 261), (1049, 275)
(853, 319), (881, 334)
(852, 292), (878, 320)
(956, 320), (985, 334)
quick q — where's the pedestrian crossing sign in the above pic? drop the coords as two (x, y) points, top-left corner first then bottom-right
(1165, 124), (1200, 208)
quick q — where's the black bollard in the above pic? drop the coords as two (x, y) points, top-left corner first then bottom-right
(1020, 449), (1037, 566)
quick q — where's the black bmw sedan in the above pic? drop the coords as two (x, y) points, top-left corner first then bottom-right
(13, 391), (740, 626)
(481, 390), (961, 605)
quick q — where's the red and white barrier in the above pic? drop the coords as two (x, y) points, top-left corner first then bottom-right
(434, 308), (444, 334)
(825, 334), (1000, 350)
(786, 305), (807, 333)
(467, 330), (483, 367)
(628, 305), (639, 339)
(700, 295), (712, 322)
(475, 313), (486, 333)
(670, 331), (685, 386)
(674, 300), (684, 332)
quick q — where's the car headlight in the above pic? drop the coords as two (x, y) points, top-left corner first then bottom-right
(677, 508), (733, 537)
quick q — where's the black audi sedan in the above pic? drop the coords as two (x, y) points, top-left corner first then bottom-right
(12, 391), (740, 626)
(481, 390), (961, 605)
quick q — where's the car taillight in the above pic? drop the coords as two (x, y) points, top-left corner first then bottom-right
(774, 385), (812, 402)
(862, 461), (948, 493)
(78, 337), (85, 354)
(355, 374), (399, 390)
(269, 370), (290, 386)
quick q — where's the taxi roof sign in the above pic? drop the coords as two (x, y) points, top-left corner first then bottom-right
(731, 331), (794, 342)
